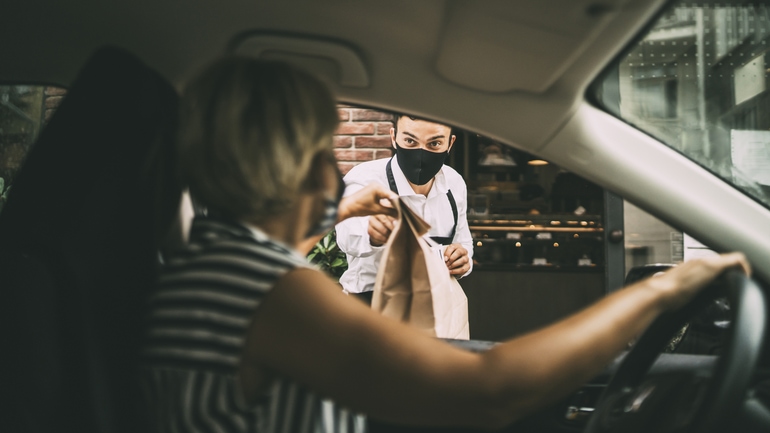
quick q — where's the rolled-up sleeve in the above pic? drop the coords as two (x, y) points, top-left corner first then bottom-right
(335, 215), (380, 258)
(335, 161), (391, 294)
(335, 167), (385, 259)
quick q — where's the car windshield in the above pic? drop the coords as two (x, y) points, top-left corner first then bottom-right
(595, 0), (770, 211)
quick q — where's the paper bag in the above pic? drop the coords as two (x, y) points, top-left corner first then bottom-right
(371, 197), (470, 340)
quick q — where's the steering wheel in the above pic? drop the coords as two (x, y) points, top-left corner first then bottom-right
(584, 269), (766, 433)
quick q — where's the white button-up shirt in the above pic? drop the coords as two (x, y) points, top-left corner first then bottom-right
(336, 155), (474, 294)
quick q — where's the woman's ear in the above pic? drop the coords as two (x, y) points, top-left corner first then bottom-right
(301, 153), (325, 193)
(302, 152), (338, 196)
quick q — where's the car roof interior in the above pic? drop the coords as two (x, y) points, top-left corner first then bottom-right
(3, 0), (770, 282)
(2, 0), (662, 149)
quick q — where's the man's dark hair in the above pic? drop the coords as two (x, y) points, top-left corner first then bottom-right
(391, 113), (454, 138)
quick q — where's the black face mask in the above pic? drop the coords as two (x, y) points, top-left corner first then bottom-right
(394, 142), (448, 185)
(306, 166), (345, 238)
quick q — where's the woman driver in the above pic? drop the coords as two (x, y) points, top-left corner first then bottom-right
(141, 57), (749, 433)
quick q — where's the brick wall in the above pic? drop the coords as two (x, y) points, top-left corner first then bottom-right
(43, 87), (67, 123)
(0, 87), (63, 186)
(41, 91), (390, 174)
(334, 105), (394, 174)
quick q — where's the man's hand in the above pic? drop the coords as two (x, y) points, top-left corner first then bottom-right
(368, 214), (396, 246)
(444, 243), (470, 276)
(338, 183), (398, 221)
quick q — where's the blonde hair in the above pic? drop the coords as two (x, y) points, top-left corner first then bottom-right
(177, 57), (339, 221)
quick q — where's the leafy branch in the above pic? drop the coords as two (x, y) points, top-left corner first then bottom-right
(0, 177), (9, 213)
(307, 229), (348, 280)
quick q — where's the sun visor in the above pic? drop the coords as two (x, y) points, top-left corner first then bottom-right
(435, 0), (623, 93)
(231, 33), (370, 88)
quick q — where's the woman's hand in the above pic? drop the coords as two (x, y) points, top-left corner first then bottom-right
(337, 183), (398, 221)
(297, 183), (398, 255)
(646, 252), (751, 311)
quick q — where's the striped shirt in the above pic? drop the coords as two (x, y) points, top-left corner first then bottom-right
(142, 217), (364, 433)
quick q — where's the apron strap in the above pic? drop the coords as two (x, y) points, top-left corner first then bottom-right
(386, 158), (398, 193)
(430, 190), (457, 245)
(387, 158), (458, 245)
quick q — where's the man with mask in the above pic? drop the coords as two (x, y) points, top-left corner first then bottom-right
(336, 114), (473, 304)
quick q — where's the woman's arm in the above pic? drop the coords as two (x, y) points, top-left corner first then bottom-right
(296, 183), (397, 255)
(241, 252), (748, 429)
(337, 183), (397, 221)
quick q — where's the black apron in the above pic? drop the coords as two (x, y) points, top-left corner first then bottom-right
(386, 158), (457, 245)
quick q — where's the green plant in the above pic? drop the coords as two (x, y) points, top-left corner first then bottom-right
(307, 229), (348, 280)
(0, 177), (9, 213)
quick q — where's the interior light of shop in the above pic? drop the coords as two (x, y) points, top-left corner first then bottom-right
(528, 159), (549, 166)
(550, 221), (561, 225)
(553, 243), (559, 247)
(573, 234), (579, 238)
(515, 242), (521, 247)
(476, 241), (483, 247)
(580, 221), (588, 226)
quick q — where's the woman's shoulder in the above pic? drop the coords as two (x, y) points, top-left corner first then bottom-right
(163, 219), (310, 289)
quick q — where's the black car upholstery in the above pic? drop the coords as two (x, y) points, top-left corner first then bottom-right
(0, 46), (180, 433)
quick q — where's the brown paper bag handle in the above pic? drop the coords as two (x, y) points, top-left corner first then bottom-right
(392, 197), (431, 238)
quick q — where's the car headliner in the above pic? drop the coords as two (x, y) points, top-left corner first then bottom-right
(3, 0), (770, 281)
(1, 0), (664, 147)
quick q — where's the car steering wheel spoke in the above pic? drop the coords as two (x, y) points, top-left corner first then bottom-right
(594, 371), (710, 433)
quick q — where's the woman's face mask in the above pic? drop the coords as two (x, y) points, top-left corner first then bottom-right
(306, 163), (345, 238)
(394, 141), (448, 185)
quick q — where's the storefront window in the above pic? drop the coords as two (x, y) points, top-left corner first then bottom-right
(596, 0), (770, 212)
(624, 202), (682, 271)
(0, 85), (66, 212)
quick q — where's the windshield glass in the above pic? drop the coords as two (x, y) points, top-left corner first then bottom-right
(595, 0), (770, 210)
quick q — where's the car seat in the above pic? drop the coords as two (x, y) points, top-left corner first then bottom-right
(0, 46), (181, 433)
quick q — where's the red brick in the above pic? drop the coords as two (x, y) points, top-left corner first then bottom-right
(338, 162), (358, 175)
(354, 136), (392, 148)
(374, 149), (394, 159)
(335, 122), (375, 135)
(335, 149), (375, 161)
(337, 109), (350, 121)
(351, 109), (393, 121)
(45, 87), (67, 96)
(336, 103), (355, 108)
(375, 122), (394, 135)
(45, 96), (64, 109)
(333, 136), (353, 148)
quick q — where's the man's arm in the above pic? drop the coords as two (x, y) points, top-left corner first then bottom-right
(337, 216), (384, 257)
(298, 183), (396, 255)
(335, 172), (392, 258)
